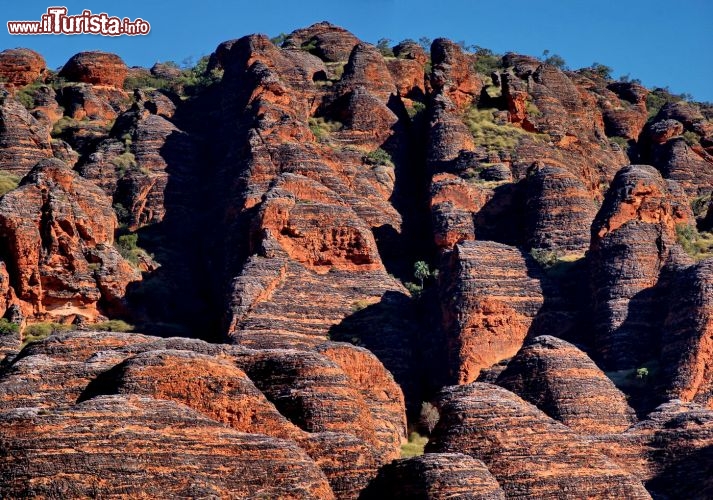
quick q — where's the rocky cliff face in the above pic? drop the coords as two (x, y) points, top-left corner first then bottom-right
(497, 335), (637, 434)
(426, 383), (651, 499)
(0, 22), (712, 498)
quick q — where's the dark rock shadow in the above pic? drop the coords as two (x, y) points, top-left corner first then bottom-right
(328, 290), (432, 418)
(472, 181), (526, 246)
(122, 129), (222, 341)
(646, 444), (713, 500)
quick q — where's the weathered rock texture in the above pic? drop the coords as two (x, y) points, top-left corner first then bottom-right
(362, 453), (506, 499)
(285, 22), (361, 62)
(525, 164), (597, 253)
(497, 335), (637, 434)
(0, 159), (140, 321)
(0, 48), (46, 87)
(430, 39), (483, 110)
(1, 26), (712, 499)
(0, 395), (334, 499)
(0, 330), (406, 499)
(589, 165), (690, 370)
(592, 400), (713, 499)
(661, 259), (713, 408)
(59, 51), (128, 88)
(427, 383), (651, 499)
(0, 95), (52, 174)
(97, 349), (302, 437)
(440, 241), (545, 384)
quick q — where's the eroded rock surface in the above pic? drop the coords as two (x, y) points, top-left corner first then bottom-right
(0, 48), (46, 87)
(439, 241), (545, 384)
(0, 395), (334, 499)
(427, 383), (651, 499)
(497, 335), (637, 434)
(362, 453), (505, 499)
(59, 51), (128, 88)
(0, 159), (140, 321)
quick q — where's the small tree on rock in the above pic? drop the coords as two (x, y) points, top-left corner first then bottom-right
(414, 261), (431, 288)
(419, 402), (439, 434)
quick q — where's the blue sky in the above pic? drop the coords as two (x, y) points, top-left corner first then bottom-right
(2, 0), (711, 101)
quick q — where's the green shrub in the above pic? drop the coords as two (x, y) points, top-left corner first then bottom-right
(691, 194), (711, 218)
(123, 73), (171, 91)
(581, 62), (613, 80)
(113, 203), (131, 226)
(115, 230), (153, 268)
(413, 260), (432, 287)
(93, 319), (134, 332)
(363, 148), (394, 168)
(308, 117), (342, 141)
(111, 152), (138, 176)
(0, 170), (21, 197)
(683, 130), (700, 147)
(546, 253), (585, 280)
(376, 38), (394, 57)
(177, 55), (223, 95)
(543, 52), (567, 70)
(325, 62), (345, 80)
(400, 432), (428, 458)
(301, 39), (318, 54)
(676, 223), (713, 260)
(351, 299), (373, 312)
(23, 322), (75, 346)
(606, 360), (659, 389)
(51, 116), (78, 138)
(472, 46), (503, 76)
(0, 318), (19, 335)
(609, 136), (629, 148)
(463, 107), (533, 154)
(24, 322), (53, 338)
(406, 101), (426, 119)
(116, 233), (140, 263)
(646, 87), (688, 119)
(530, 248), (559, 269)
(419, 401), (439, 434)
(15, 80), (44, 109)
(270, 33), (288, 47)
(404, 281), (423, 296)
(525, 100), (541, 117)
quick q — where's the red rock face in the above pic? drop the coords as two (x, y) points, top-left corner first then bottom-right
(102, 349), (302, 437)
(0, 96), (52, 174)
(285, 22), (361, 62)
(337, 43), (397, 103)
(430, 39), (483, 110)
(0, 395), (335, 499)
(0, 330), (410, 498)
(440, 241), (545, 384)
(591, 400), (713, 499)
(427, 383), (651, 499)
(497, 335), (637, 434)
(59, 51), (128, 88)
(525, 164), (598, 253)
(0, 159), (140, 321)
(589, 165), (692, 370)
(0, 48), (46, 87)
(57, 83), (129, 121)
(600, 81), (649, 141)
(386, 57), (426, 100)
(362, 453), (506, 499)
(316, 342), (407, 460)
(2, 27), (713, 498)
(661, 260), (713, 408)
